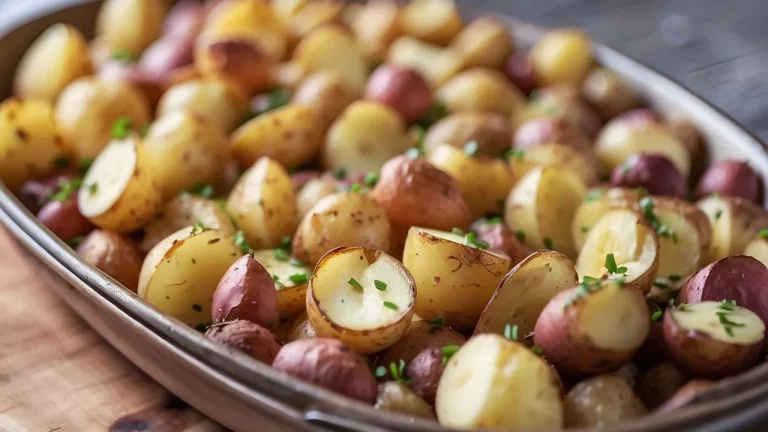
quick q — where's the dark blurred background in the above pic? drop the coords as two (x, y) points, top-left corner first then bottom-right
(1, 0), (766, 140)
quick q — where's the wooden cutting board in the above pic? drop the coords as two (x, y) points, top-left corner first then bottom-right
(0, 227), (227, 432)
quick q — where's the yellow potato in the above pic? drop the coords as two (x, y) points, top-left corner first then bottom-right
(95, 0), (166, 55)
(513, 143), (601, 186)
(201, 0), (286, 61)
(292, 25), (368, 92)
(226, 157), (297, 250)
(144, 111), (230, 199)
(349, 0), (402, 64)
(307, 247), (415, 354)
(400, 0), (463, 46)
(697, 195), (768, 263)
(450, 18), (513, 69)
(436, 334), (564, 430)
(250, 249), (311, 319)
(55, 77), (151, 160)
(138, 226), (241, 327)
(505, 165), (588, 259)
(292, 70), (360, 129)
(387, 36), (463, 87)
(13, 24), (93, 102)
(428, 144), (515, 220)
(565, 376), (647, 427)
(402, 227), (512, 330)
(0, 98), (71, 192)
(232, 105), (323, 171)
(436, 68), (526, 117)
(322, 101), (414, 173)
(284, 1), (343, 44)
(157, 77), (248, 134)
(296, 174), (338, 219)
(595, 120), (690, 177)
(141, 194), (236, 253)
(531, 28), (593, 87)
(77, 136), (161, 233)
(745, 236), (768, 268)
(271, 0), (309, 22)
(423, 112), (512, 157)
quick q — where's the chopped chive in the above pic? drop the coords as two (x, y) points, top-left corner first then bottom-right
(651, 310), (663, 321)
(581, 226), (589, 233)
(111, 48), (137, 63)
(543, 237), (553, 249)
(191, 183), (215, 199)
(49, 178), (83, 202)
(374, 280), (387, 291)
(364, 173), (379, 187)
(531, 345), (544, 356)
(759, 229), (768, 239)
(452, 227), (465, 236)
(515, 230), (526, 243)
(504, 323), (518, 341)
(278, 236), (292, 252)
(374, 365), (387, 378)
(289, 273), (309, 284)
(504, 148), (525, 161)
(232, 231), (251, 253)
(348, 277), (363, 292)
(272, 274), (285, 290)
(87, 182), (98, 195)
(78, 157), (94, 175)
(714, 209), (723, 220)
(348, 183), (362, 193)
(485, 216), (503, 225)
(111, 117), (133, 139)
(429, 316), (445, 327)
(442, 344), (460, 365)
(383, 301), (399, 310)
(273, 248), (290, 261)
(333, 167), (348, 180)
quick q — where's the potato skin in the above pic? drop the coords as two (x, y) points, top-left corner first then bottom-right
(19, 174), (76, 214)
(205, 320), (282, 365)
(634, 361), (689, 410)
(436, 68), (525, 117)
(695, 160), (761, 203)
(564, 376), (647, 428)
(451, 18), (512, 70)
(610, 153), (687, 198)
(292, 70), (360, 129)
(211, 252), (280, 330)
(654, 380), (715, 414)
(157, 77), (248, 133)
(581, 67), (639, 121)
(95, 0), (165, 54)
(471, 220), (532, 267)
(531, 29), (593, 87)
(37, 196), (93, 243)
(513, 117), (591, 154)
(374, 382), (435, 419)
(377, 321), (466, 367)
(633, 319), (668, 369)
(423, 112), (512, 157)
(272, 338), (378, 404)
(405, 346), (445, 404)
(76, 230), (144, 292)
(197, 37), (272, 94)
(504, 51), (537, 95)
(287, 311), (317, 342)
(365, 65), (432, 123)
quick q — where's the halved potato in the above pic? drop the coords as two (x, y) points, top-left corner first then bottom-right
(427, 144), (515, 220)
(475, 250), (578, 340)
(292, 25), (368, 92)
(534, 279), (650, 374)
(95, 0), (166, 54)
(571, 187), (636, 252)
(78, 136), (161, 234)
(307, 247), (415, 354)
(513, 142), (601, 187)
(576, 208), (659, 294)
(201, 0), (286, 61)
(595, 120), (690, 177)
(400, 0), (462, 45)
(664, 301), (764, 378)
(450, 18), (513, 69)
(697, 195), (768, 263)
(250, 249), (311, 319)
(387, 36), (463, 87)
(402, 227), (512, 329)
(157, 77), (248, 133)
(138, 226), (241, 327)
(226, 157), (297, 250)
(436, 334), (564, 430)
(436, 68), (525, 118)
(348, 0), (402, 64)
(745, 235), (768, 267)
(505, 165), (588, 259)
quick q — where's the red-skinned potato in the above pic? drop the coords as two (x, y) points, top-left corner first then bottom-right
(663, 301), (764, 379)
(197, 37), (272, 94)
(564, 375), (647, 428)
(610, 153), (687, 198)
(654, 380), (715, 414)
(504, 51), (537, 94)
(139, 35), (196, 82)
(695, 159), (761, 204)
(286, 311), (317, 342)
(374, 382), (435, 419)
(634, 318), (668, 369)
(634, 361), (689, 410)
(38, 196), (93, 243)
(76, 230), (144, 292)
(19, 174), (77, 214)
(205, 320), (282, 365)
(211, 252), (280, 330)
(377, 320), (466, 367)
(98, 62), (165, 107)
(534, 279), (650, 375)
(677, 255), (768, 337)
(697, 196), (768, 262)
(581, 67), (639, 120)
(405, 346), (446, 404)
(470, 219), (532, 265)
(513, 117), (592, 154)
(365, 65), (432, 122)
(371, 155), (471, 233)
(272, 338), (379, 404)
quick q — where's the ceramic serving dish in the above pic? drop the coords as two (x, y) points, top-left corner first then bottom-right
(2, 1), (768, 431)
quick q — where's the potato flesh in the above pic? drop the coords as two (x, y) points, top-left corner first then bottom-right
(580, 282), (651, 351)
(387, 36), (462, 87)
(436, 334), (563, 430)
(293, 26), (368, 92)
(671, 302), (764, 345)
(78, 138), (138, 217)
(313, 250), (411, 330)
(655, 206), (701, 280)
(744, 238), (768, 268)
(251, 249), (309, 292)
(419, 228), (507, 259)
(595, 123), (690, 176)
(697, 196), (768, 263)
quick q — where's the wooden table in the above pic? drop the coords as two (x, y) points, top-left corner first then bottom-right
(1, 0), (767, 431)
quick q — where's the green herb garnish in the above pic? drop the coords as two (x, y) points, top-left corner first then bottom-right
(374, 366), (387, 378)
(383, 301), (399, 310)
(485, 216), (503, 225)
(273, 274), (285, 290)
(233, 230), (251, 254)
(87, 182), (98, 196)
(714, 209), (723, 220)
(191, 183), (215, 199)
(348, 183), (362, 193)
(78, 158), (94, 175)
(49, 178), (83, 202)
(334, 167), (348, 180)
(190, 220), (209, 234)
(273, 248), (290, 261)
(415, 102), (448, 129)
(65, 236), (84, 248)
(374, 280), (387, 291)
(111, 49), (137, 63)
(515, 230), (526, 243)
(389, 360), (408, 384)
(464, 232), (489, 249)
(429, 316), (445, 327)
(640, 196), (678, 244)
(543, 237), (553, 249)
(605, 253), (628, 275)
(584, 189), (604, 202)
(348, 277), (363, 292)
(651, 310), (663, 322)
(364, 173), (379, 187)
(442, 344), (460, 365)
(581, 226), (589, 233)
(452, 227), (465, 236)
(278, 236), (292, 252)
(111, 117), (133, 139)
(531, 345), (544, 356)
(289, 273), (310, 284)
(759, 229), (768, 239)
(504, 323), (518, 341)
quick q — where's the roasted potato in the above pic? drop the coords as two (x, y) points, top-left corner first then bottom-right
(37, 197), (93, 243)
(201, 0), (286, 62)
(471, 219), (532, 265)
(400, 0), (462, 46)
(55, 77), (151, 160)
(272, 338), (379, 403)
(212, 252), (280, 330)
(195, 36), (272, 95)
(610, 153), (687, 198)
(138, 226), (241, 327)
(436, 334), (564, 430)
(365, 64), (432, 122)
(697, 195), (768, 262)
(377, 320), (466, 367)
(77, 136), (161, 233)
(664, 301), (764, 378)
(292, 70), (360, 129)
(436, 68), (525, 117)
(293, 192), (391, 266)
(512, 117), (592, 153)
(97, 61), (165, 108)
(695, 159), (761, 204)
(450, 18), (513, 69)
(293, 26), (368, 92)
(387, 36), (463, 87)
(634, 361), (689, 410)
(95, 0), (166, 55)
(226, 157), (297, 250)
(476, 250), (578, 341)
(374, 382), (434, 419)
(296, 173), (339, 220)
(405, 346), (447, 404)
(205, 320), (282, 365)
(423, 112), (511, 157)
(77, 230), (144, 292)
(0, 98), (72, 191)
(519, 85), (602, 139)
(534, 279), (650, 375)
(282, 2), (344, 47)
(402, 227), (512, 329)
(13, 24), (93, 102)
(428, 144), (515, 220)
(565, 376), (647, 428)
(286, 311), (317, 342)
(505, 165), (588, 259)
(530, 28), (593, 87)
(504, 51), (537, 94)
(249, 249), (310, 320)
(512, 142), (601, 187)
(157, 77), (248, 133)
(581, 67), (639, 120)
(348, 0), (402, 64)
(322, 101), (415, 174)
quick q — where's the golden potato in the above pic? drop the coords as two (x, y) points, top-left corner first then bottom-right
(322, 101), (414, 173)
(138, 226), (241, 327)
(201, 0), (286, 62)
(423, 112), (512, 157)
(77, 136), (161, 234)
(745, 235), (768, 268)
(283, 1), (343, 45)
(374, 382), (435, 419)
(13, 24), (93, 102)
(195, 36), (272, 95)
(157, 77), (248, 133)
(513, 142), (601, 186)
(296, 173), (339, 219)
(292, 25), (368, 92)
(250, 249), (311, 319)
(387, 36), (463, 87)
(95, 0), (166, 55)
(517, 86), (602, 139)
(582, 67), (639, 120)
(0, 98), (71, 192)
(232, 105), (323, 170)
(292, 192), (392, 265)
(697, 195), (768, 263)
(450, 18), (513, 69)
(55, 77), (151, 160)
(403, 227), (512, 329)
(292, 70), (360, 129)
(226, 157), (297, 250)
(436, 68), (525, 117)
(349, 0), (402, 64)
(531, 28), (593, 87)
(428, 144), (515, 220)
(400, 0), (462, 46)
(144, 111), (230, 199)
(565, 376), (647, 427)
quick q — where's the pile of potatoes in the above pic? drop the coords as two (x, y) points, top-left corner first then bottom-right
(4, 0), (768, 429)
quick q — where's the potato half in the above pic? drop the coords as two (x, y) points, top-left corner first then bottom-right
(157, 77), (248, 133)
(436, 334), (564, 430)
(475, 250), (578, 340)
(138, 226), (241, 327)
(436, 68), (525, 118)
(513, 142), (601, 187)
(307, 247), (415, 354)
(534, 279), (650, 374)
(697, 195), (768, 263)
(77, 136), (161, 234)
(505, 165), (587, 259)
(664, 301), (764, 378)
(250, 249), (311, 319)
(387, 36), (463, 87)
(402, 227), (511, 330)
(744, 236), (768, 268)
(595, 120), (690, 177)
(576, 208), (659, 294)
